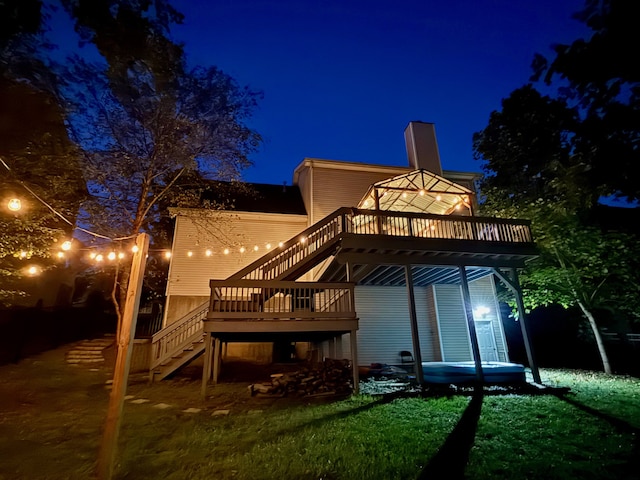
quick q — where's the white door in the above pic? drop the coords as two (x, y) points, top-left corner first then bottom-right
(475, 321), (498, 362)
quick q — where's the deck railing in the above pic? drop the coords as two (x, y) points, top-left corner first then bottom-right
(149, 302), (208, 371)
(208, 280), (356, 320)
(228, 207), (533, 282)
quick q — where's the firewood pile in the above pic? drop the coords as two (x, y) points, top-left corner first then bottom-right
(248, 358), (353, 398)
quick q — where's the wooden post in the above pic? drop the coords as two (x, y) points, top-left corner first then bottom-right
(492, 268), (542, 384)
(459, 265), (484, 384)
(201, 333), (212, 399)
(405, 265), (425, 387)
(212, 337), (222, 384)
(96, 233), (149, 480)
(350, 329), (359, 393)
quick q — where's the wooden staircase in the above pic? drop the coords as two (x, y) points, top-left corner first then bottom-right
(149, 302), (209, 381)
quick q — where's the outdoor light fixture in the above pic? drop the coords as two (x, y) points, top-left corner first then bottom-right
(164, 251), (172, 259)
(266, 243), (272, 250)
(107, 252), (116, 261)
(61, 240), (72, 251)
(132, 245), (139, 253)
(187, 251), (193, 257)
(239, 247), (246, 253)
(223, 248), (230, 255)
(473, 305), (491, 318)
(7, 198), (21, 211)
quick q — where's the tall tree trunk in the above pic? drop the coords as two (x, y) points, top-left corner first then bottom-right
(576, 299), (612, 374)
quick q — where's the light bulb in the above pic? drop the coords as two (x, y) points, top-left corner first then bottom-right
(7, 198), (21, 211)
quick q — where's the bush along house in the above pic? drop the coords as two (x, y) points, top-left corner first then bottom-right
(151, 121), (539, 393)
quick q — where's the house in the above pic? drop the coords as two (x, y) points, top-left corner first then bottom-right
(151, 122), (539, 390)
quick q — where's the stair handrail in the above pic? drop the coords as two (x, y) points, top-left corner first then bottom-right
(228, 207), (351, 281)
(150, 301), (209, 371)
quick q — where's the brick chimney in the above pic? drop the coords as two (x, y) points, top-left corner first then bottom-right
(404, 121), (443, 176)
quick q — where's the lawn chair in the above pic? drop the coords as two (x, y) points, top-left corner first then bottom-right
(399, 350), (414, 373)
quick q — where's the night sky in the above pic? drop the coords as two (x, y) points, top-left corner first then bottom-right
(172, 0), (590, 185)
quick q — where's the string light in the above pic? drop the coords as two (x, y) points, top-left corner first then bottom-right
(61, 240), (72, 251)
(164, 251), (172, 259)
(187, 251), (193, 257)
(205, 249), (212, 256)
(7, 198), (21, 211)
(223, 248), (230, 255)
(107, 252), (116, 261)
(253, 245), (259, 252)
(239, 247), (246, 253)
(26, 265), (40, 276)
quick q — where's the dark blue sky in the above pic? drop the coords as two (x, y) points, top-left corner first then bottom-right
(173, 0), (590, 185)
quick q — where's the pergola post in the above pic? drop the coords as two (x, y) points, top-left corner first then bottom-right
(373, 188), (383, 234)
(404, 265), (425, 388)
(492, 268), (541, 384)
(459, 266), (484, 384)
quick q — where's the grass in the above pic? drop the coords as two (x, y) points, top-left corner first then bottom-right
(1, 347), (639, 479)
(115, 384), (638, 480)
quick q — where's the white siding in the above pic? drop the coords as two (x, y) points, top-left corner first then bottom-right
(167, 211), (308, 297)
(425, 286), (443, 361)
(341, 286), (438, 366)
(469, 275), (509, 362)
(434, 284), (472, 361)
(310, 165), (410, 223)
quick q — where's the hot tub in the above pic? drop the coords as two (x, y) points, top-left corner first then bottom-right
(422, 361), (526, 384)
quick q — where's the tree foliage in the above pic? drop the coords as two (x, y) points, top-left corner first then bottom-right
(1, 0), (262, 311)
(0, 0), (85, 303)
(474, 0), (640, 373)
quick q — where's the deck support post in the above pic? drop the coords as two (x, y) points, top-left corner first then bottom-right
(212, 337), (222, 385)
(459, 266), (484, 384)
(328, 337), (336, 358)
(492, 268), (541, 384)
(350, 329), (359, 393)
(404, 265), (425, 388)
(201, 333), (213, 398)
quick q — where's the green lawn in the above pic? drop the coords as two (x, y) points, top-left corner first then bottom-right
(1, 349), (638, 480)
(115, 371), (640, 480)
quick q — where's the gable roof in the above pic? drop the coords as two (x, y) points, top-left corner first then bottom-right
(357, 169), (474, 215)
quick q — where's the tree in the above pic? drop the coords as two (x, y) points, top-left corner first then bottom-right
(0, 0), (86, 303)
(57, 0), (261, 325)
(531, 0), (640, 203)
(474, 0), (640, 373)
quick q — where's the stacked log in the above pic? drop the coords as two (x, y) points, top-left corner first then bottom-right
(248, 358), (353, 397)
